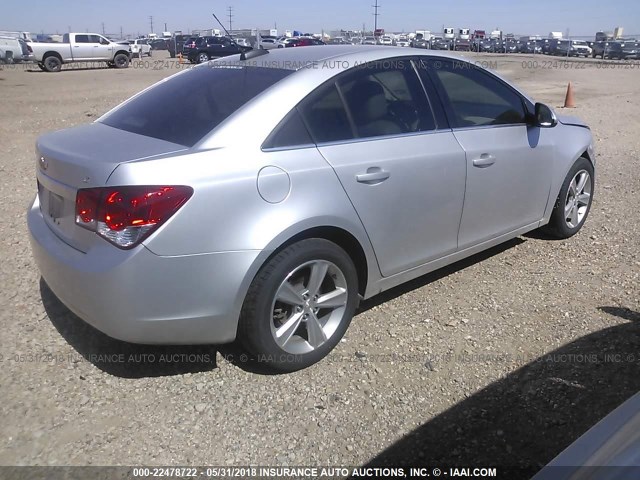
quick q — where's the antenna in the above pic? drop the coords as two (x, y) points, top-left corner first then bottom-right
(212, 12), (246, 60)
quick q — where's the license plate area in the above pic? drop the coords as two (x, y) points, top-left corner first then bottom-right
(48, 191), (65, 222)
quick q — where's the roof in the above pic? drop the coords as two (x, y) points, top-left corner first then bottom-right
(210, 45), (466, 71)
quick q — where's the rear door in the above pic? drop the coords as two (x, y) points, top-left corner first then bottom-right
(423, 58), (553, 249)
(302, 59), (467, 277)
(72, 34), (94, 59)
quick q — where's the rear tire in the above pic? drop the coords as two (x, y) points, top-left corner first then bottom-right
(197, 52), (210, 64)
(542, 157), (594, 239)
(43, 55), (62, 72)
(238, 239), (359, 372)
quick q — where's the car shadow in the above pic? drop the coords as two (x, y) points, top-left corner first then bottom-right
(362, 307), (640, 478)
(40, 279), (219, 378)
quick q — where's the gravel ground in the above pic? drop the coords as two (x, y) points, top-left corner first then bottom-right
(0, 52), (638, 473)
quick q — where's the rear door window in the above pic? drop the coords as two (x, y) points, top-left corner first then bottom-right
(298, 83), (354, 144)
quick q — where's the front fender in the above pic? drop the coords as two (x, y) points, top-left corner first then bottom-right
(542, 124), (595, 224)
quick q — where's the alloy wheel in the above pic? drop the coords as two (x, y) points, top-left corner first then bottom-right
(270, 260), (348, 354)
(564, 169), (592, 228)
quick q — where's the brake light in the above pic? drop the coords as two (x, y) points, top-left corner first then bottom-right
(75, 186), (193, 249)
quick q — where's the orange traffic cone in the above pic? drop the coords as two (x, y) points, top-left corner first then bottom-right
(178, 53), (183, 64)
(563, 82), (576, 108)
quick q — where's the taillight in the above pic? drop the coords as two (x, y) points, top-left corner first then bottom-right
(75, 186), (193, 249)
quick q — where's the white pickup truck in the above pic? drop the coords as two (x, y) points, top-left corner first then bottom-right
(28, 33), (131, 72)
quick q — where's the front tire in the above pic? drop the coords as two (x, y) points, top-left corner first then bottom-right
(113, 53), (129, 68)
(197, 52), (210, 64)
(542, 157), (594, 239)
(238, 239), (359, 372)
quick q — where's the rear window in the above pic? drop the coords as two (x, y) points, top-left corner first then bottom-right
(101, 65), (292, 147)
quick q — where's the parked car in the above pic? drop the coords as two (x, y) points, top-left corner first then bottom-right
(150, 38), (169, 51)
(593, 40), (639, 59)
(378, 35), (394, 46)
(256, 37), (279, 50)
(328, 38), (351, 45)
(570, 40), (592, 57)
(181, 36), (199, 56)
(519, 40), (543, 54)
(453, 39), (471, 51)
(502, 40), (519, 53)
(28, 33), (131, 72)
(188, 36), (252, 63)
(234, 38), (252, 48)
(555, 40), (591, 57)
(28, 46), (595, 372)
(542, 39), (560, 55)
(361, 36), (377, 45)
(168, 35), (192, 58)
(620, 40), (640, 59)
(0, 36), (33, 63)
(277, 37), (299, 48)
(287, 37), (326, 48)
(396, 36), (411, 47)
(412, 38), (430, 49)
(431, 38), (451, 50)
(126, 38), (152, 57)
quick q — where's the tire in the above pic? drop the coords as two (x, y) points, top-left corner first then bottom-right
(542, 157), (594, 239)
(43, 55), (62, 72)
(37, 62), (47, 71)
(148, 49), (152, 57)
(113, 53), (129, 68)
(238, 238), (359, 372)
(197, 52), (210, 64)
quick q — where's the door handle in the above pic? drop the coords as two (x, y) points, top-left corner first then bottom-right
(356, 167), (390, 184)
(472, 154), (496, 168)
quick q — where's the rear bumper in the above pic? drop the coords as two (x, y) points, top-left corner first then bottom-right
(28, 196), (260, 345)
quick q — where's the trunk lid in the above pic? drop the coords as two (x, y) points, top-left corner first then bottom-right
(36, 122), (187, 252)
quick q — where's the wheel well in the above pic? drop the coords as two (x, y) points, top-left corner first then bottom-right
(277, 227), (369, 297)
(114, 50), (130, 58)
(581, 149), (593, 165)
(43, 51), (62, 61)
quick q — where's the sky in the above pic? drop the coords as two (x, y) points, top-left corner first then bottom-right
(2, 0), (639, 38)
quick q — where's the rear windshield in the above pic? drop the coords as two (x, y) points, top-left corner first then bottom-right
(101, 65), (292, 147)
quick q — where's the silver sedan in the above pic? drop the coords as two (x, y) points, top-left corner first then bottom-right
(28, 46), (595, 371)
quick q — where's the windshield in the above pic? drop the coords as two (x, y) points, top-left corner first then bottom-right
(101, 65), (292, 147)
(573, 41), (587, 46)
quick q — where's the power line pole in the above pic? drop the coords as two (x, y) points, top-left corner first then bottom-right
(120, 26), (123, 38)
(149, 15), (154, 33)
(228, 6), (234, 32)
(101, 22), (105, 35)
(372, 0), (380, 32)
(164, 22), (168, 32)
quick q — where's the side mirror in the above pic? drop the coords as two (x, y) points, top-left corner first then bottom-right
(533, 102), (558, 128)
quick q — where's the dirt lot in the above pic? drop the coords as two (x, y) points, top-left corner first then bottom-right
(0, 51), (639, 474)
